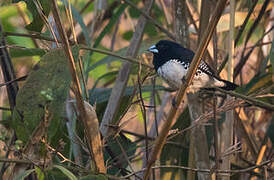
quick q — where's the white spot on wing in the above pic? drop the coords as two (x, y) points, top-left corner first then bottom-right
(198, 61), (213, 75)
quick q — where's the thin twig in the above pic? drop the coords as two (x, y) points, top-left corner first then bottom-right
(137, 63), (149, 163)
(215, 87), (274, 111)
(32, 0), (59, 46)
(213, 94), (220, 178)
(151, 77), (158, 136)
(3, 31), (71, 44)
(123, 159), (274, 178)
(66, 0), (95, 37)
(168, 99), (244, 142)
(80, 45), (153, 68)
(212, 29), (220, 178)
(0, 75), (27, 88)
(50, 0), (106, 173)
(115, 138), (142, 180)
(3, 32), (153, 69)
(0, 158), (32, 164)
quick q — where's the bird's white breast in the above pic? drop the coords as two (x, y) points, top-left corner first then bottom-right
(157, 59), (187, 89)
(157, 59), (223, 92)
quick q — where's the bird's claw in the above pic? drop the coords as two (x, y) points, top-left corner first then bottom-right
(172, 98), (177, 108)
(181, 76), (187, 84)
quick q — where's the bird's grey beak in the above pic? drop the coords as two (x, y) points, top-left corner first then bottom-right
(148, 45), (158, 53)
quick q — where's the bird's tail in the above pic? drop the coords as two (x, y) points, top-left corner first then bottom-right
(214, 78), (238, 91)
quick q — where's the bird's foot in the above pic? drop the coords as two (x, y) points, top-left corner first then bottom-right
(172, 98), (177, 109)
(181, 76), (187, 85)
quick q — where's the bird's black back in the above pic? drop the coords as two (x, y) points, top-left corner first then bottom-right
(152, 40), (195, 70)
(152, 40), (215, 76)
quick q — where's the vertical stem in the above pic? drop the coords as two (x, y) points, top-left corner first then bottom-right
(220, 0), (235, 179)
(228, 0), (235, 83)
(152, 77), (158, 136)
(213, 94), (220, 179)
(174, 0), (189, 47)
(100, 0), (154, 138)
(198, 0), (210, 43)
(137, 65), (149, 163)
(50, 0), (105, 173)
(187, 93), (210, 180)
(0, 19), (19, 180)
(0, 21), (18, 110)
(187, 135), (195, 180)
(213, 30), (220, 179)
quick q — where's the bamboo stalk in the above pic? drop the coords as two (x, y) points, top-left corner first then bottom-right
(99, 0), (154, 139)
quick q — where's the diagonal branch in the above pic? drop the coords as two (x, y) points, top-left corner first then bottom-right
(0, 21), (18, 110)
(143, 0), (228, 178)
(215, 87), (274, 111)
(50, 0), (106, 173)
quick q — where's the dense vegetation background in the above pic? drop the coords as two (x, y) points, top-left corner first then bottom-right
(0, 0), (273, 179)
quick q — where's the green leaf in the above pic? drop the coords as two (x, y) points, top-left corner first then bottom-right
(128, 6), (141, 18)
(9, 48), (47, 58)
(15, 169), (36, 180)
(247, 73), (272, 94)
(235, 73), (272, 95)
(122, 30), (133, 40)
(144, 23), (157, 37)
(35, 166), (45, 180)
(53, 165), (78, 180)
(152, 3), (164, 20)
(88, 51), (108, 81)
(12, 0), (51, 32)
(90, 71), (118, 93)
(0, 5), (19, 19)
(12, 46), (80, 143)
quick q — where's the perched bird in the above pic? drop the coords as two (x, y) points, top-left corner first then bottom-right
(148, 40), (237, 92)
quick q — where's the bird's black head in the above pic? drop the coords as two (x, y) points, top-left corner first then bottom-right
(148, 40), (194, 70)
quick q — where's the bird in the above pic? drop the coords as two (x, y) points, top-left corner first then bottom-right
(148, 40), (237, 92)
